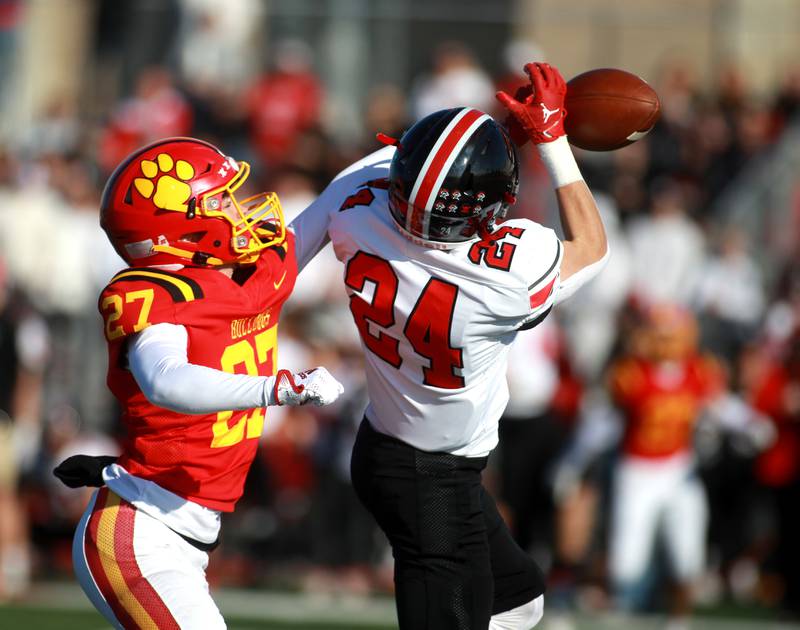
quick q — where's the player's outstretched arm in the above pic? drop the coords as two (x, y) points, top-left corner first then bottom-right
(497, 62), (608, 284)
(270, 367), (344, 407)
(289, 146), (394, 272)
(50, 363), (346, 489)
(128, 323), (344, 413)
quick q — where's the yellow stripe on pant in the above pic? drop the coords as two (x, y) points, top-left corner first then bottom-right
(95, 491), (161, 630)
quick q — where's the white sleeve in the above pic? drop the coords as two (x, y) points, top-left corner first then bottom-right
(518, 230), (563, 328)
(289, 197), (333, 274)
(554, 247), (611, 305)
(128, 323), (271, 414)
(290, 146), (395, 272)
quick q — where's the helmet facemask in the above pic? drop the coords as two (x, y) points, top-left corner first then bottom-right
(195, 161), (286, 264)
(388, 186), (509, 249)
(151, 159), (286, 265)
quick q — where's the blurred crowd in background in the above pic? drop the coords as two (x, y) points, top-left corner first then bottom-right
(1, 1), (800, 627)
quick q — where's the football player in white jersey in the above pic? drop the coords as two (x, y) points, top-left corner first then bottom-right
(289, 62), (608, 630)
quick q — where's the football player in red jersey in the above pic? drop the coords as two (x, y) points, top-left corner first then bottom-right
(289, 63), (608, 629)
(54, 138), (343, 630)
(607, 304), (772, 627)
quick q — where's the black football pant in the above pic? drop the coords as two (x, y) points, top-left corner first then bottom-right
(351, 418), (545, 630)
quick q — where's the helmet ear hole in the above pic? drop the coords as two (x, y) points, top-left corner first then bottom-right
(178, 231), (206, 243)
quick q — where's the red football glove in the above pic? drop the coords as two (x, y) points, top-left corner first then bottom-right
(496, 62), (567, 145)
(501, 83), (534, 147)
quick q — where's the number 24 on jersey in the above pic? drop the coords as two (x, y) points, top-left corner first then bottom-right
(345, 251), (465, 390)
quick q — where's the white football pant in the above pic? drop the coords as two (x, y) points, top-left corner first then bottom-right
(610, 454), (708, 609)
(72, 488), (226, 629)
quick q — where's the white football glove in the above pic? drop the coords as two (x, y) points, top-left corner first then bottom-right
(268, 367), (344, 407)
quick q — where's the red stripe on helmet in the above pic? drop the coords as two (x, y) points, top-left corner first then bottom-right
(407, 108), (487, 237)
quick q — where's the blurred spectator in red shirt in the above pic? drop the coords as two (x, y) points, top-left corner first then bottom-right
(98, 66), (193, 173)
(750, 335), (800, 489)
(245, 39), (323, 174)
(747, 332), (800, 615)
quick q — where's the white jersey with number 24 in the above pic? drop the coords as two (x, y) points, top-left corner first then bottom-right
(290, 146), (563, 457)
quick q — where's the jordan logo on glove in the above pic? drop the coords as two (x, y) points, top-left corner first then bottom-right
(540, 103), (560, 125)
(496, 62), (567, 145)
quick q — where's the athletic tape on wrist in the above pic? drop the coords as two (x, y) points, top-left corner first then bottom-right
(536, 136), (583, 189)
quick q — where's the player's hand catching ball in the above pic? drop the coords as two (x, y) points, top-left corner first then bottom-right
(496, 62), (567, 145)
(270, 367), (344, 406)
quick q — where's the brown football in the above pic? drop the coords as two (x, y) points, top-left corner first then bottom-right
(564, 68), (660, 151)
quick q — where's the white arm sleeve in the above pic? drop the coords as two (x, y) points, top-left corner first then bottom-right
(128, 323), (271, 414)
(289, 204), (332, 274)
(290, 146), (395, 272)
(554, 247), (611, 305)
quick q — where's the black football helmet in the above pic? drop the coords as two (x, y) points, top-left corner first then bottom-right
(387, 107), (519, 248)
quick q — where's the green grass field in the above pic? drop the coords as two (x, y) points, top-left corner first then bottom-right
(3, 604), (800, 630)
(3, 582), (799, 630)
(0, 605), (392, 630)
(0, 582), (398, 629)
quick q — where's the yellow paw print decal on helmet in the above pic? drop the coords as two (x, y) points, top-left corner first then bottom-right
(134, 153), (195, 211)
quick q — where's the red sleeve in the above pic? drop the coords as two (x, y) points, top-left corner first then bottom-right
(608, 358), (645, 407)
(751, 368), (789, 420)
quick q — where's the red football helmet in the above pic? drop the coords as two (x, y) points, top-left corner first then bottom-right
(636, 303), (699, 363)
(100, 137), (286, 267)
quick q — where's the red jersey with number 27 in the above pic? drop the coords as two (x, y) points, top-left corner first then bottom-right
(609, 355), (724, 459)
(98, 237), (296, 512)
